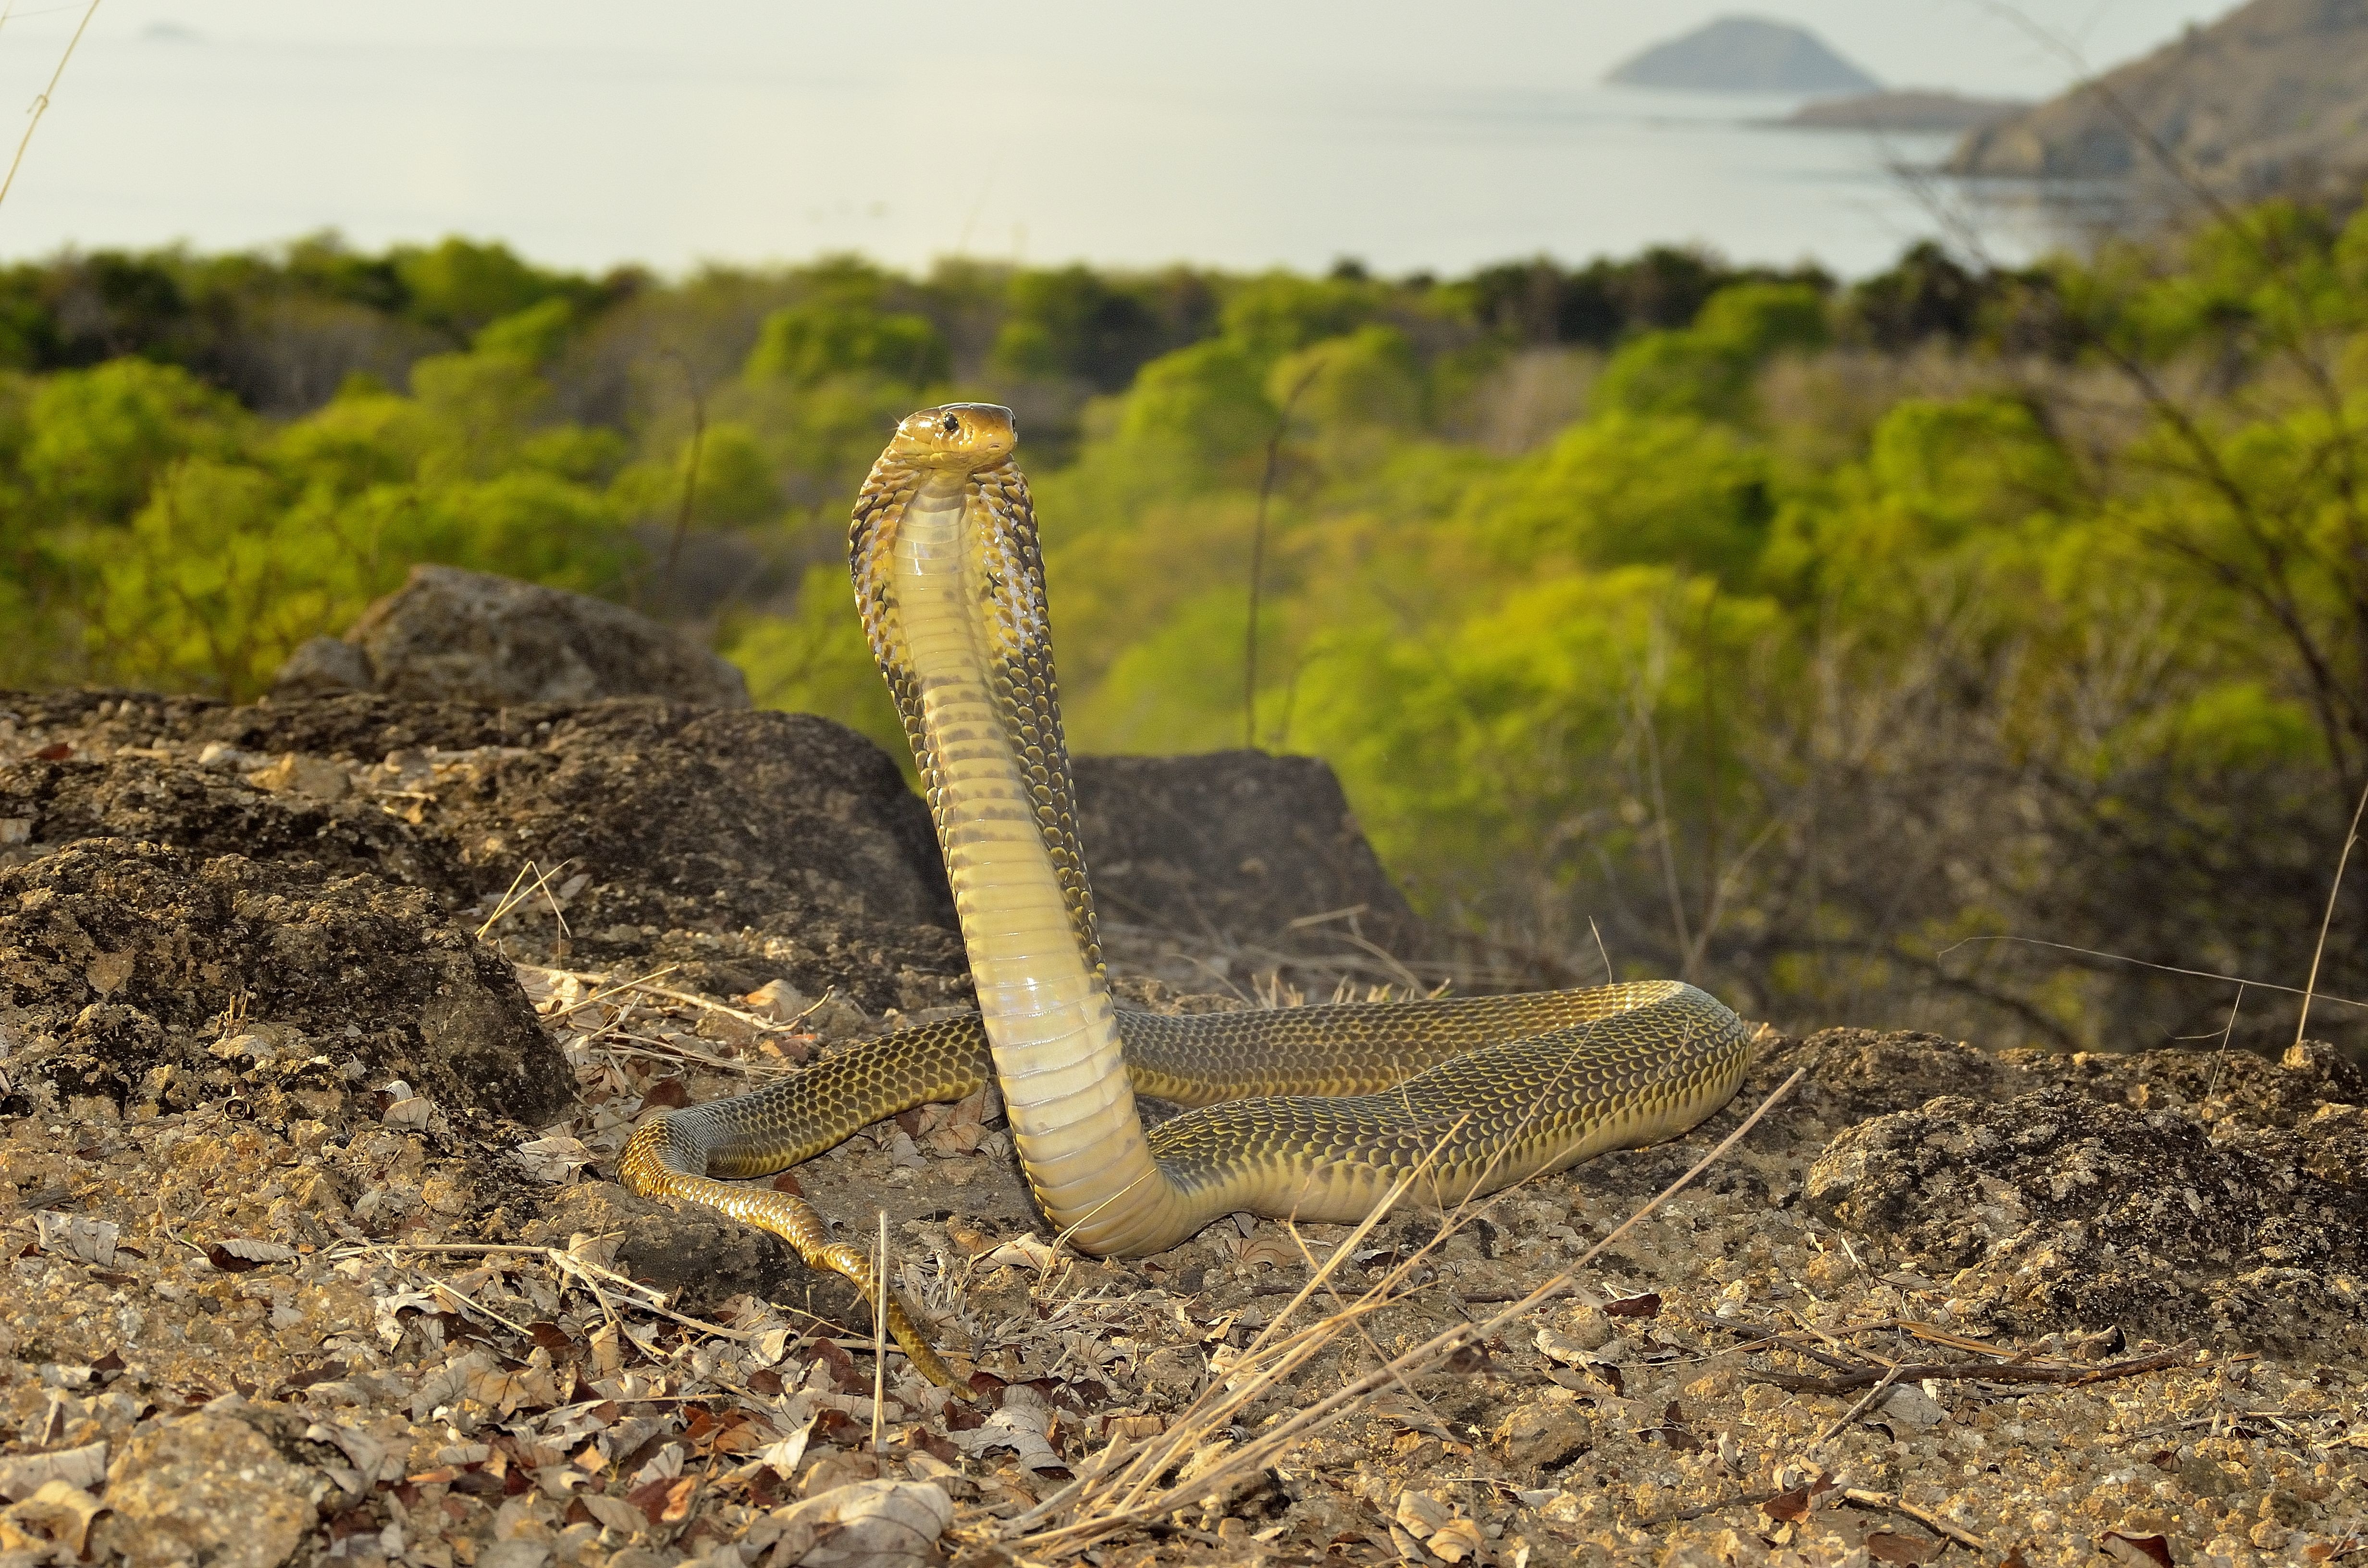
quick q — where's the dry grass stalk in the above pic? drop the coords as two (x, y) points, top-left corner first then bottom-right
(475, 858), (577, 940)
(873, 1208), (889, 1455)
(987, 1066), (1806, 1558)
(2298, 776), (2368, 1046)
(0, 0), (101, 212)
(543, 963), (686, 1024)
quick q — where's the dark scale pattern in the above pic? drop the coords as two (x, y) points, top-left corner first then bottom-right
(627, 404), (1754, 1378)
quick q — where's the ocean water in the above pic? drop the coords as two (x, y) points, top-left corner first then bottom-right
(0, 31), (2064, 278)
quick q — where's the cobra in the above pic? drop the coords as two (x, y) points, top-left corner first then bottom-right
(621, 403), (1752, 1389)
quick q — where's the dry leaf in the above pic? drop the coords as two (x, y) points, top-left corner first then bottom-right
(0, 1481), (104, 1556)
(206, 1237), (296, 1272)
(373, 1290), (441, 1347)
(1223, 1232), (1304, 1269)
(1427, 1517), (1486, 1564)
(2099, 1533), (2174, 1568)
(759, 1414), (818, 1480)
(774, 1479), (953, 1568)
(1866, 1531), (1939, 1565)
(510, 1135), (594, 1184)
(0, 1441), (106, 1502)
(980, 1234), (1061, 1271)
(411, 1352), (499, 1421)
(580, 1494), (644, 1535)
(1602, 1292), (1662, 1318)
(382, 1096), (435, 1130)
(1533, 1325), (1610, 1366)
(742, 979), (810, 1021)
(35, 1213), (117, 1267)
(945, 1406), (1063, 1472)
(1395, 1489), (1452, 1540)
(305, 1423), (401, 1486)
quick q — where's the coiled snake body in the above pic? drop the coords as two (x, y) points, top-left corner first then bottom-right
(622, 404), (1751, 1387)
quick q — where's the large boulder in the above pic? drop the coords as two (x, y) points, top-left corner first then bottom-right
(274, 564), (750, 708)
(1073, 749), (1434, 963)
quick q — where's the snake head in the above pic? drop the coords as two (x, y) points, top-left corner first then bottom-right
(885, 403), (1017, 473)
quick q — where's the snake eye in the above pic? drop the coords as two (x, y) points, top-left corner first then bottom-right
(941, 413), (960, 434)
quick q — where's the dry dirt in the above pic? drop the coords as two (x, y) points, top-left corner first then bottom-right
(2, 689), (2366, 1568)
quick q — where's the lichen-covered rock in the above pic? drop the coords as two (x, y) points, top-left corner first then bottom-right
(0, 839), (568, 1123)
(93, 1413), (321, 1568)
(0, 754), (466, 897)
(1762, 1026), (2030, 1127)
(1805, 1086), (2368, 1352)
(289, 563), (751, 709)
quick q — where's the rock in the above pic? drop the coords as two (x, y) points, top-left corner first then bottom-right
(0, 749), (467, 898)
(271, 635), (371, 696)
(1864, 1382), (1949, 1432)
(1072, 749), (1433, 962)
(242, 752), (351, 801)
(0, 839), (569, 1124)
(3, 689), (973, 1013)
(93, 1414), (321, 1568)
(1492, 1401), (1595, 1474)
(1806, 1086), (2368, 1353)
(5, 691), (1438, 1003)
(277, 564), (750, 709)
(1762, 1027), (2031, 1127)
(397, 702), (966, 1009)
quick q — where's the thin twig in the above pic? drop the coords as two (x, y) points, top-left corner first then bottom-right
(1840, 1488), (1987, 1552)
(2298, 777), (2368, 1047)
(1813, 1362), (1903, 1446)
(661, 350), (707, 599)
(1937, 936), (2368, 1012)
(1243, 365), (1320, 748)
(0, 0), (100, 213)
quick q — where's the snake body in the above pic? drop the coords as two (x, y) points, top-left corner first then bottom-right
(622, 404), (1752, 1385)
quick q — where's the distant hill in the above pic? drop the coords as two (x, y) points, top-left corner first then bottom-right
(1785, 90), (2027, 134)
(1948, 0), (2368, 194)
(1607, 16), (1881, 94)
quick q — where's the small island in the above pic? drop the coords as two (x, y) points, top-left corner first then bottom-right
(1606, 15), (1880, 95)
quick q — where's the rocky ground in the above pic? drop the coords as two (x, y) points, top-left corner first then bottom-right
(2, 687), (2366, 1568)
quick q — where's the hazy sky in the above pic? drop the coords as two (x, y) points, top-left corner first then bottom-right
(0, 1), (2235, 276)
(63, 1), (2227, 94)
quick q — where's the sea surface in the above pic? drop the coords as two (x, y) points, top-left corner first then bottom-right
(0, 30), (2073, 278)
